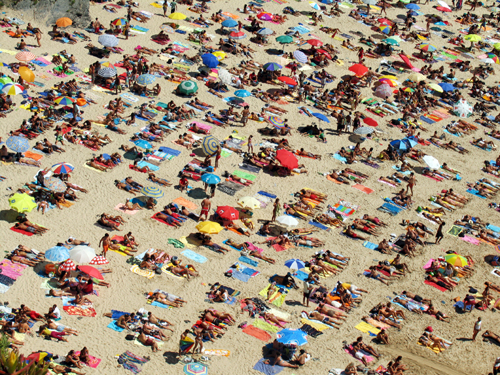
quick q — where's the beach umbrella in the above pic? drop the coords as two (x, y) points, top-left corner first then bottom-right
(276, 149), (299, 170)
(141, 186), (164, 199)
(202, 135), (220, 156)
(428, 83), (443, 92)
(257, 28), (274, 35)
(434, 21), (447, 26)
(100, 61), (116, 69)
(202, 53), (219, 68)
(46, 246), (70, 262)
(269, 116), (285, 127)
(378, 18), (392, 25)
(277, 328), (308, 346)
(363, 117), (378, 127)
(216, 206), (239, 220)
(444, 254), (467, 267)
(184, 363), (207, 375)
(390, 139), (409, 150)
(399, 0), (410, 3)
(436, 6), (452, 11)
(212, 51), (226, 61)
(56, 17), (72, 27)
(169, 12), (186, 19)
(78, 265), (103, 280)
(218, 69), (232, 85)
(52, 162), (74, 174)
(307, 39), (323, 47)
(437, 0), (451, 7)
(234, 89), (251, 97)
(201, 173), (221, 185)
(90, 256), (109, 265)
(178, 80), (198, 95)
(59, 259), (77, 272)
(44, 177), (66, 192)
(98, 34), (119, 47)
(263, 62), (282, 71)
(15, 51), (36, 62)
(494, 43), (500, 50)
(0, 77), (12, 85)
(229, 31), (246, 40)
(18, 67), (35, 83)
(278, 76), (297, 86)
(403, 137), (418, 148)
(404, 87), (415, 93)
(98, 67), (117, 78)
(221, 19), (238, 27)
(196, 221), (223, 234)
(405, 3), (420, 9)
(483, 58), (497, 65)
(180, 335), (195, 353)
(408, 72), (426, 82)
(8, 193), (36, 213)
(349, 63), (368, 76)
(363, 0), (378, 4)
(375, 83), (393, 98)
(228, 97), (245, 104)
(383, 38), (399, 46)
(112, 18), (128, 26)
(293, 50), (308, 64)
(438, 82), (455, 92)
(277, 215), (298, 227)
(69, 246), (96, 264)
(136, 74), (156, 86)
(353, 127), (374, 135)
(6, 136), (29, 153)
(419, 43), (437, 52)
(453, 99), (473, 118)
(464, 34), (481, 42)
(285, 259), (305, 270)
(422, 155), (440, 170)
(276, 35), (293, 44)
(133, 139), (152, 149)
(238, 196), (261, 209)
(312, 112), (330, 123)
(2, 83), (24, 95)
(309, 2), (321, 10)
(379, 25), (392, 34)
(54, 96), (75, 106)
(257, 12), (273, 21)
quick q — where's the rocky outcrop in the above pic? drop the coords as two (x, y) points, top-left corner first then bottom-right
(2, 0), (90, 27)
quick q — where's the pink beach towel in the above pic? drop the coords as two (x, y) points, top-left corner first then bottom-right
(74, 352), (101, 368)
(461, 235), (480, 245)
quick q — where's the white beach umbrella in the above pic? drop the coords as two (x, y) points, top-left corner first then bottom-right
(453, 99), (473, 118)
(218, 69), (232, 85)
(277, 215), (299, 226)
(423, 155), (440, 170)
(69, 245), (96, 264)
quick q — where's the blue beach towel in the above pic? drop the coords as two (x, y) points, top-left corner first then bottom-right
(257, 191), (277, 199)
(107, 320), (125, 332)
(137, 161), (159, 171)
(487, 224), (500, 233)
(308, 220), (330, 231)
(466, 189), (486, 199)
(363, 241), (378, 250)
(239, 256), (259, 267)
(181, 249), (207, 264)
(333, 153), (347, 163)
(159, 146), (181, 156)
(293, 270), (309, 282)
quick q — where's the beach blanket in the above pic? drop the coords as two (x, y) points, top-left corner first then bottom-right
(243, 325), (271, 341)
(181, 249), (207, 263)
(117, 351), (149, 374)
(130, 265), (155, 279)
(355, 321), (380, 335)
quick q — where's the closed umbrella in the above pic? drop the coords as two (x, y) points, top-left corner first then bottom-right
(169, 12), (186, 19)
(44, 177), (66, 192)
(375, 83), (393, 98)
(196, 221), (223, 234)
(133, 139), (152, 149)
(46, 246), (70, 262)
(98, 67), (117, 78)
(90, 256), (109, 265)
(69, 246), (96, 264)
(78, 265), (104, 280)
(349, 63), (368, 76)
(453, 99), (473, 118)
(276, 149), (299, 170)
(56, 17), (72, 27)
(277, 328), (308, 346)
(2, 83), (24, 95)
(363, 117), (378, 127)
(201, 173), (221, 185)
(141, 186), (164, 198)
(178, 80), (198, 95)
(202, 53), (219, 68)
(8, 193), (36, 213)
(353, 127), (374, 135)
(136, 74), (156, 85)
(263, 62), (282, 71)
(277, 215), (298, 226)
(293, 50), (308, 63)
(285, 259), (305, 270)
(98, 34), (119, 47)
(257, 28), (274, 35)
(59, 259), (77, 272)
(422, 155), (440, 170)
(52, 162), (74, 174)
(312, 112), (330, 123)
(202, 135), (220, 156)
(238, 196), (261, 209)
(6, 136), (29, 153)
(15, 51), (36, 62)
(221, 19), (238, 27)
(216, 206), (239, 220)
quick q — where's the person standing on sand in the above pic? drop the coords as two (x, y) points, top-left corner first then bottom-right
(163, 0), (168, 17)
(472, 317), (482, 341)
(272, 198), (280, 221)
(435, 221), (445, 244)
(406, 172), (416, 196)
(198, 198), (211, 222)
(248, 135), (253, 153)
(99, 233), (110, 257)
(171, 0), (177, 14)
(214, 147), (221, 170)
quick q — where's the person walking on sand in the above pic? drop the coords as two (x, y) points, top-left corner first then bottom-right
(303, 275), (314, 307)
(198, 198), (211, 222)
(272, 198), (280, 221)
(435, 221), (445, 244)
(472, 317), (482, 341)
(406, 172), (416, 196)
(170, 0), (177, 14)
(99, 233), (110, 257)
(248, 135), (253, 153)
(163, 0), (168, 17)
(214, 147), (221, 170)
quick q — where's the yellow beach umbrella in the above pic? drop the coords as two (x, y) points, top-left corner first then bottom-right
(212, 51), (226, 61)
(494, 43), (500, 50)
(408, 72), (426, 82)
(169, 12), (186, 20)
(196, 221), (223, 234)
(9, 193), (37, 213)
(379, 75), (397, 80)
(238, 196), (261, 209)
(445, 254), (467, 267)
(464, 34), (481, 42)
(56, 17), (72, 27)
(18, 66), (35, 83)
(428, 83), (443, 92)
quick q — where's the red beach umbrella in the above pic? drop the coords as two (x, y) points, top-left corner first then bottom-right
(349, 63), (368, 76)
(307, 39), (323, 46)
(276, 149), (299, 170)
(278, 76), (297, 86)
(317, 49), (332, 59)
(216, 206), (239, 220)
(90, 256), (109, 265)
(436, 6), (451, 11)
(59, 259), (76, 271)
(363, 117), (378, 127)
(78, 265), (104, 280)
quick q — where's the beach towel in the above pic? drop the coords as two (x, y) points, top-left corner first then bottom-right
(487, 224), (500, 233)
(243, 326), (271, 342)
(239, 163), (261, 174)
(352, 184), (374, 194)
(137, 160), (160, 171)
(363, 241), (379, 250)
(417, 336), (452, 353)
(355, 321), (380, 335)
(461, 235), (480, 245)
(330, 201), (357, 217)
(239, 256), (259, 267)
(10, 226), (34, 236)
(181, 249), (207, 264)
(232, 170), (257, 182)
(259, 284), (287, 307)
(63, 305), (97, 317)
(467, 189), (487, 199)
(345, 344), (375, 363)
(308, 220), (330, 231)
(202, 349), (230, 357)
(292, 270), (309, 282)
(74, 352), (101, 368)
(447, 225), (463, 237)
(253, 319), (280, 333)
(424, 280), (448, 292)
(130, 265), (155, 279)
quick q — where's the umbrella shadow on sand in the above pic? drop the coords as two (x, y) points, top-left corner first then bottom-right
(348, 134), (367, 144)
(188, 188), (208, 200)
(0, 209), (21, 223)
(412, 166), (427, 175)
(191, 148), (206, 158)
(162, 351), (180, 365)
(266, 48), (285, 56)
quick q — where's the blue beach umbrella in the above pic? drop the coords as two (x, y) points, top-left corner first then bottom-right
(405, 3), (420, 9)
(136, 74), (156, 86)
(201, 173), (221, 185)
(46, 246), (70, 262)
(141, 186), (164, 198)
(98, 34), (119, 47)
(202, 53), (219, 68)
(263, 62), (282, 71)
(133, 140), (152, 149)
(390, 139), (409, 151)
(403, 137), (418, 148)
(257, 28), (274, 35)
(221, 19), (238, 27)
(312, 112), (330, 123)
(234, 89), (251, 98)
(6, 136), (29, 153)
(438, 82), (455, 92)
(202, 135), (220, 156)
(285, 259), (305, 270)
(277, 329), (308, 346)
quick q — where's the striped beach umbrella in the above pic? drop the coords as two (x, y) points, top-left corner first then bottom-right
(6, 136), (29, 153)
(112, 18), (127, 26)
(55, 96), (75, 106)
(98, 34), (119, 47)
(15, 51), (36, 62)
(269, 116), (285, 127)
(98, 67), (117, 78)
(263, 62), (282, 71)
(285, 258), (305, 270)
(202, 135), (220, 156)
(52, 162), (74, 174)
(100, 61), (116, 69)
(2, 83), (24, 95)
(293, 50), (308, 63)
(141, 186), (164, 198)
(419, 43), (437, 52)
(136, 74), (156, 86)
(379, 25), (391, 34)
(178, 80), (198, 95)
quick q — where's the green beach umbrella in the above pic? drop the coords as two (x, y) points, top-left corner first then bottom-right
(0, 77), (12, 85)
(276, 35), (293, 44)
(383, 38), (399, 46)
(178, 80), (198, 95)
(494, 43), (500, 50)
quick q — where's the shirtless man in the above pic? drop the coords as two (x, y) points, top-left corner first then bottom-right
(168, 265), (199, 279)
(305, 311), (341, 329)
(148, 312), (174, 332)
(316, 302), (347, 320)
(137, 329), (159, 352)
(150, 291), (186, 307)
